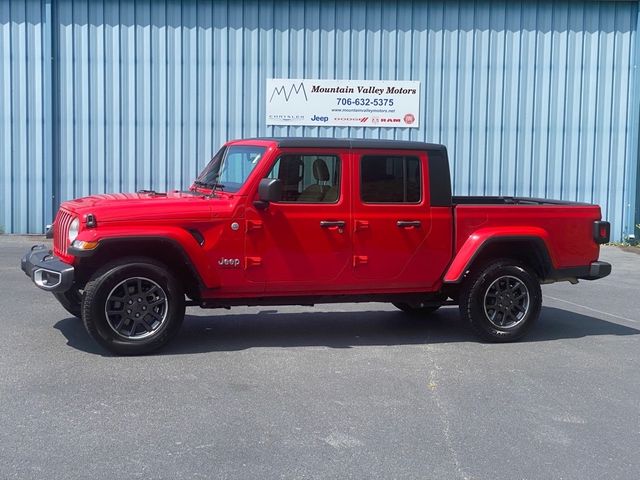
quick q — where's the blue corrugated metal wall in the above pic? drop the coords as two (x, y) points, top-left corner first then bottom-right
(1, 0), (639, 239)
(1, 0), (54, 234)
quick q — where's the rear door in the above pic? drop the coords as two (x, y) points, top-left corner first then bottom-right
(350, 149), (444, 290)
(244, 149), (352, 293)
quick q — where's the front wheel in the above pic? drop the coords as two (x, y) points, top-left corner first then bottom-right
(81, 258), (185, 355)
(459, 259), (541, 342)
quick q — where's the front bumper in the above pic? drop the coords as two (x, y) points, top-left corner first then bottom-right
(21, 245), (75, 292)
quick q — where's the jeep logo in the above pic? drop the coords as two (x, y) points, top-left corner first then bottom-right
(218, 258), (241, 268)
(311, 115), (329, 122)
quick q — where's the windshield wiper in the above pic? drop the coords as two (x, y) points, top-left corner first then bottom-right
(193, 180), (213, 188)
(194, 174), (225, 194)
(193, 180), (225, 190)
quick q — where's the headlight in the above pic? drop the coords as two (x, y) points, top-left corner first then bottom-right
(68, 217), (80, 244)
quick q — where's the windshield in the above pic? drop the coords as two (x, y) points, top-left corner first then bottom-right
(194, 145), (266, 193)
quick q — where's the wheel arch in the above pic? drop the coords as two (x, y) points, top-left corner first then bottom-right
(74, 237), (206, 301)
(444, 234), (554, 285)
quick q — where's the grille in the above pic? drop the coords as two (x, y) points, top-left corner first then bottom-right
(53, 209), (74, 257)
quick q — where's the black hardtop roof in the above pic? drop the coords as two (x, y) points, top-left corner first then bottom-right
(244, 137), (446, 151)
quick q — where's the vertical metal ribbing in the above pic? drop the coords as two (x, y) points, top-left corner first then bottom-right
(2, 0), (639, 240)
(631, 4), (640, 239)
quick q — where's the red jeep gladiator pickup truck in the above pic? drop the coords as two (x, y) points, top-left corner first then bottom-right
(22, 138), (611, 354)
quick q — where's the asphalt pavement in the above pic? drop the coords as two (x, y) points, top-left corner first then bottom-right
(1, 235), (639, 479)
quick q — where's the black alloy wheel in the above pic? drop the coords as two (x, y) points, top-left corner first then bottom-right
(482, 275), (530, 329)
(104, 277), (169, 340)
(459, 259), (541, 342)
(81, 258), (185, 355)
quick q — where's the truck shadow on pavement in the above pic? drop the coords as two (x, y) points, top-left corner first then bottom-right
(53, 306), (640, 356)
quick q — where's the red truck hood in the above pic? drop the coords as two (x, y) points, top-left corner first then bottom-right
(60, 191), (233, 223)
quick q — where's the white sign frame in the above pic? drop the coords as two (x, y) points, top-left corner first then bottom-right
(266, 79), (420, 128)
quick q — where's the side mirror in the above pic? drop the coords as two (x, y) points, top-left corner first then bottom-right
(254, 178), (282, 210)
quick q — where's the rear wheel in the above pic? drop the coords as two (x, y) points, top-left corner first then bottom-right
(81, 258), (185, 355)
(54, 287), (83, 319)
(459, 259), (541, 342)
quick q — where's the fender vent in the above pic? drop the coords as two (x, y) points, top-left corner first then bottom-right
(188, 229), (205, 246)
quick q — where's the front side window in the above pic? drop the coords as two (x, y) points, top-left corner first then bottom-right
(194, 145), (266, 192)
(266, 154), (340, 203)
(360, 155), (421, 203)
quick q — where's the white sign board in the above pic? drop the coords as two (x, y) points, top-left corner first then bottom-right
(266, 79), (420, 128)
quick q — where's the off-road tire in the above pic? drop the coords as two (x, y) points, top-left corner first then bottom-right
(459, 259), (541, 342)
(81, 257), (185, 355)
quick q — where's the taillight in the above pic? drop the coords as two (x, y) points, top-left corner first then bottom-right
(593, 221), (610, 244)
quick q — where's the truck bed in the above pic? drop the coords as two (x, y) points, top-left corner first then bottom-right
(452, 198), (603, 270)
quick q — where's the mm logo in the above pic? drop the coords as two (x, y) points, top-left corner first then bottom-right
(269, 82), (308, 103)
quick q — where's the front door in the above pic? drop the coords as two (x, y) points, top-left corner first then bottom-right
(245, 149), (351, 293)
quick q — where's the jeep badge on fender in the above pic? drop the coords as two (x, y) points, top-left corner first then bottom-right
(21, 137), (611, 355)
(218, 258), (241, 268)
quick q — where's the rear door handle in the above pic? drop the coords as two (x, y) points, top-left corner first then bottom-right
(320, 220), (346, 229)
(396, 220), (421, 228)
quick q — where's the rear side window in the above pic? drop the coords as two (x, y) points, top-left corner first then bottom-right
(266, 154), (340, 203)
(360, 155), (421, 203)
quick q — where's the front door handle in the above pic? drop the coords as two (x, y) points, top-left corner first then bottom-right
(397, 220), (421, 228)
(320, 220), (346, 229)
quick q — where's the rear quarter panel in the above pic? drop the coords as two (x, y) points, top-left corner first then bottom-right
(454, 204), (602, 270)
